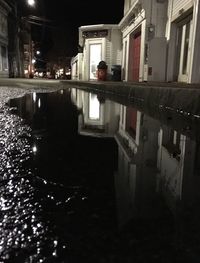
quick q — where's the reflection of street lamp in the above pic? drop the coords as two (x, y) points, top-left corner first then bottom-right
(27, 0), (36, 7)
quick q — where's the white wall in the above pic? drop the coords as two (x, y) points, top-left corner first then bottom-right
(165, 0), (200, 83)
(147, 37), (167, 81)
(121, 0), (168, 82)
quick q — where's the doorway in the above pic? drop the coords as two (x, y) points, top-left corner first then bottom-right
(89, 44), (102, 80)
(128, 31), (141, 81)
(177, 15), (193, 82)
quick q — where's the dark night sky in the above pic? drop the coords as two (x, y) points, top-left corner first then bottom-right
(28, 0), (124, 59)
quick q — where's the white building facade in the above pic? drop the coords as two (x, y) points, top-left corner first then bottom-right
(121, 0), (200, 84)
(72, 24), (122, 81)
(72, 0), (200, 84)
(120, 0), (168, 82)
(166, 0), (200, 83)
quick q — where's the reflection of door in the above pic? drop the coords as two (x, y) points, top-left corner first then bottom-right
(177, 16), (192, 82)
(89, 44), (102, 80)
(132, 32), (141, 81)
(126, 107), (137, 139)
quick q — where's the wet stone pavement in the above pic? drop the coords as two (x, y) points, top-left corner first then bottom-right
(0, 86), (200, 262)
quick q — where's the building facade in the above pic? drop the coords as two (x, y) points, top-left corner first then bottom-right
(120, 0), (168, 82)
(71, 24), (122, 81)
(121, 0), (200, 84)
(72, 0), (200, 84)
(166, 0), (200, 83)
(0, 0), (10, 78)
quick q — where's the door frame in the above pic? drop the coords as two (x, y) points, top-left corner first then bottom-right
(177, 14), (193, 82)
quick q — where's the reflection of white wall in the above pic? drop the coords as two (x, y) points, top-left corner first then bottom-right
(115, 113), (160, 225)
(72, 89), (120, 137)
(157, 129), (186, 212)
(115, 147), (136, 228)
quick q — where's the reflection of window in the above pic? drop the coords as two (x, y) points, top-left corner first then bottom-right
(1, 46), (8, 71)
(89, 93), (100, 120)
(89, 44), (101, 80)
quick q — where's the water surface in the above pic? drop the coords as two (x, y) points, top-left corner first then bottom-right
(0, 87), (200, 262)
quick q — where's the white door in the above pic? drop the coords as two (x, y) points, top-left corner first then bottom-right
(178, 17), (193, 82)
(89, 44), (102, 80)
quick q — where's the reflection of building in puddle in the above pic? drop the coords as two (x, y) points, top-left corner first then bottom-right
(71, 89), (120, 137)
(115, 107), (160, 227)
(115, 104), (200, 230)
(157, 126), (200, 216)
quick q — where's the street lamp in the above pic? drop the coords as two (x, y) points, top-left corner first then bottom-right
(27, 0), (36, 7)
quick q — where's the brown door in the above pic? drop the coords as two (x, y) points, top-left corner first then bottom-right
(129, 31), (141, 81)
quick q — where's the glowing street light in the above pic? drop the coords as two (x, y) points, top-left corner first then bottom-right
(27, 0), (36, 7)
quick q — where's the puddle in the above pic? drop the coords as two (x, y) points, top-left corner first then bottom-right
(1, 87), (200, 262)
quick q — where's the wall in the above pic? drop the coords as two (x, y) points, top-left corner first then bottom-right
(165, 0), (200, 83)
(71, 53), (83, 80)
(79, 25), (121, 81)
(0, 2), (9, 77)
(121, 0), (168, 82)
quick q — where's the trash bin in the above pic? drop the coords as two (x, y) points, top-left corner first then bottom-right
(111, 65), (121, 81)
(97, 61), (107, 81)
